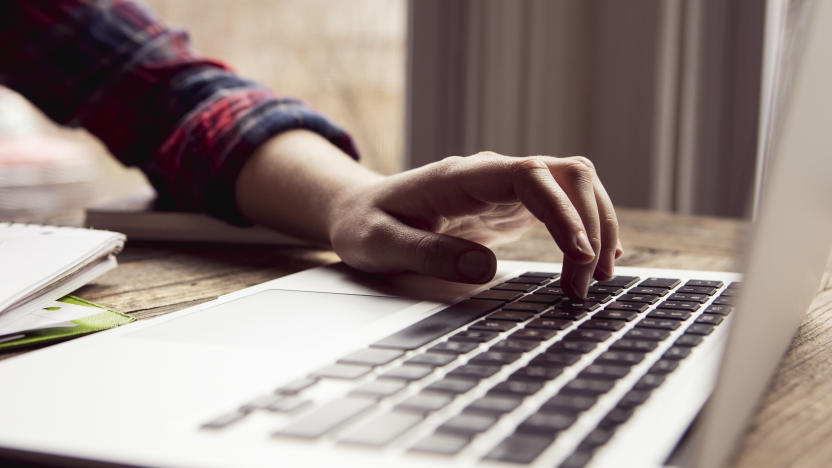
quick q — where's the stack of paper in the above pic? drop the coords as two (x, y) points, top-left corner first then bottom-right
(0, 222), (125, 337)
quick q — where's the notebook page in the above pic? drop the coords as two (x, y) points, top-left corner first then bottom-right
(0, 223), (125, 314)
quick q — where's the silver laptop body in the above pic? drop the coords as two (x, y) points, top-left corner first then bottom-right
(0, 1), (829, 467)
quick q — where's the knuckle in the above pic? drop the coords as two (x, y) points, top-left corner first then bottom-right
(513, 157), (549, 176)
(562, 159), (595, 182)
(475, 150), (499, 159)
(569, 155), (596, 170)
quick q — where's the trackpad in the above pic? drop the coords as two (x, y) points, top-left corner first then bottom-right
(128, 289), (419, 351)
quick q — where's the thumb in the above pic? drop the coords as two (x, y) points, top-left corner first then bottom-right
(382, 220), (497, 283)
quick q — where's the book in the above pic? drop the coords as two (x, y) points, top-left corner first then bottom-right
(0, 222), (124, 335)
(84, 186), (311, 245)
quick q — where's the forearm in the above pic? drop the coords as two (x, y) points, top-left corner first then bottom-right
(235, 130), (382, 244)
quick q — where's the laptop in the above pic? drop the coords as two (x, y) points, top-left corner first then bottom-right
(0, 1), (830, 467)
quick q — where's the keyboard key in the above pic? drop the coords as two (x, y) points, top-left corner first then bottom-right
(556, 299), (601, 311)
(468, 319), (517, 333)
(609, 338), (658, 352)
(625, 328), (670, 341)
(489, 310), (535, 321)
(580, 427), (613, 447)
(381, 364), (434, 381)
(704, 304), (733, 315)
(467, 394), (523, 414)
(595, 350), (645, 366)
(668, 293), (709, 303)
(518, 411), (577, 435)
(311, 363), (371, 380)
(527, 317), (571, 330)
(595, 276), (640, 288)
(274, 396), (374, 439)
(406, 352), (457, 367)
(340, 411), (422, 446)
(349, 379), (407, 398)
(677, 286), (718, 295)
(338, 348), (403, 367)
(439, 412), (497, 436)
(586, 293), (614, 303)
(634, 373), (666, 390)
(430, 341), (479, 354)
(491, 379), (544, 396)
(657, 300), (700, 311)
(409, 433), (470, 455)
(275, 377), (316, 395)
(685, 279), (724, 288)
(426, 377), (478, 394)
(588, 285), (624, 295)
(599, 407), (634, 428)
(397, 393), (453, 414)
(564, 329), (613, 342)
(649, 359), (680, 374)
(538, 286), (565, 296)
(506, 276), (549, 285)
(484, 434), (552, 464)
(522, 271), (560, 278)
(636, 318), (682, 330)
(712, 296), (735, 306)
(605, 301), (650, 313)
(594, 310), (638, 321)
(579, 364), (630, 380)
(542, 310), (587, 320)
(549, 340), (597, 353)
(247, 395), (311, 413)
(533, 352), (581, 366)
(629, 287), (670, 296)
(503, 302), (549, 313)
(674, 334), (704, 347)
(471, 319), (517, 332)
(202, 411), (247, 430)
(450, 329), (499, 343)
(520, 294), (564, 304)
(696, 314), (724, 325)
(719, 288), (738, 297)
(618, 294), (660, 304)
(472, 290), (523, 301)
(638, 278), (681, 289)
(373, 299), (503, 350)
(511, 328), (558, 341)
(470, 351), (522, 366)
(648, 309), (691, 321)
(491, 282), (535, 292)
(489, 338), (540, 353)
(663, 346), (692, 360)
(512, 365), (564, 381)
(727, 281), (742, 289)
(448, 364), (501, 380)
(542, 394), (597, 413)
(686, 324), (716, 335)
(562, 378), (615, 395)
(580, 319), (626, 331)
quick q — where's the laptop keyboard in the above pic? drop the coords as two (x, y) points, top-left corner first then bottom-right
(202, 272), (738, 466)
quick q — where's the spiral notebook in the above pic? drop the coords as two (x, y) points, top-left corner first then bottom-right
(0, 222), (125, 336)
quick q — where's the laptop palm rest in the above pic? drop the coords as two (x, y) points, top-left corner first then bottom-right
(127, 289), (419, 351)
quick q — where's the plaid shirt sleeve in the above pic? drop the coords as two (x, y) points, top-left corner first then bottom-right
(0, 0), (359, 224)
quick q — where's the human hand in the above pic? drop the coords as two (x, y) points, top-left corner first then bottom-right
(327, 152), (622, 297)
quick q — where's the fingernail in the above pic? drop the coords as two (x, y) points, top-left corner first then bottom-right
(574, 231), (595, 259)
(457, 250), (492, 282)
(570, 273), (591, 298)
(615, 239), (624, 259)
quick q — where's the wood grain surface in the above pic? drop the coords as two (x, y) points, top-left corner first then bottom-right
(3, 207), (830, 467)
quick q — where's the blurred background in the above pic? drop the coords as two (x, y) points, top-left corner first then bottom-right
(2, 0), (797, 224)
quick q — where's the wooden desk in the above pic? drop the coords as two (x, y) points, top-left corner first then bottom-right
(2, 208), (831, 467)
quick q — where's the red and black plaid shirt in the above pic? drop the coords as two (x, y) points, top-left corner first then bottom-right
(0, 0), (358, 223)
